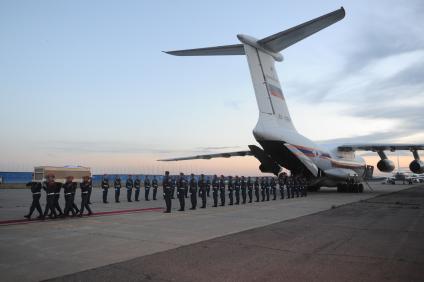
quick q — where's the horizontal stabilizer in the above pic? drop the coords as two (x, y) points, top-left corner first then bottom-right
(258, 7), (345, 53)
(158, 150), (252, 161)
(164, 44), (245, 56)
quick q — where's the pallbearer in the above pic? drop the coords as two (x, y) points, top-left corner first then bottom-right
(234, 176), (241, 205)
(219, 175), (226, 206)
(177, 173), (186, 211)
(271, 177), (277, 200)
(163, 171), (172, 213)
(144, 175), (151, 201)
(134, 176), (141, 201)
(43, 173), (58, 219)
(101, 174), (110, 203)
(79, 176), (93, 216)
(212, 174), (219, 207)
(241, 176), (247, 204)
(53, 180), (63, 217)
(152, 176), (158, 200)
(247, 176), (253, 203)
(189, 174), (197, 210)
(87, 177), (93, 204)
(254, 177), (260, 202)
(114, 176), (122, 203)
(63, 176), (78, 217)
(24, 179), (43, 220)
(228, 176), (234, 205)
(199, 174), (207, 209)
(126, 175), (134, 202)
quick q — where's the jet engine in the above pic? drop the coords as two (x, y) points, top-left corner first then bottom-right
(377, 159), (395, 172)
(409, 160), (424, 174)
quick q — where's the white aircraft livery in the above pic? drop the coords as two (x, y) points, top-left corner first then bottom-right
(160, 7), (424, 192)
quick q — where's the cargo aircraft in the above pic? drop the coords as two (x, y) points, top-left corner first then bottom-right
(159, 7), (423, 192)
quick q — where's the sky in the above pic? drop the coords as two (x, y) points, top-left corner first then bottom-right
(0, 0), (423, 175)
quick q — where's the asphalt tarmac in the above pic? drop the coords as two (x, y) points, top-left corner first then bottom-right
(0, 183), (421, 281)
(48, 185), (424, 282)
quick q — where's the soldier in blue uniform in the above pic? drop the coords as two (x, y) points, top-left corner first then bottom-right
(260, 177), (266, 201)
(247, 176), (253, 203)
(79, 176), (93, 216)
(189, 174), (198, 210)
(265, 177), (270, 201)
(254, 177), (260, 202)
(163, 171), (172, 213)
(144, 175), (151, 201)
(63, 176), (78, 217)
(114, 175), (122, 203)
(219, 175), (226, 206)
(126, 175), (134, 202)
(101, 174), (110, 203)
(271, 177), (277, 200)
(241, 176), (247, 204)
(212, 174), (219, 207)
(152, 176), (158, 200)
(228, 176), (234, 205)
(177, 173), (186, 211)
(134, 176), (141, 201)
(206, 176), (211, 197)
(43, 173), (59, 219)
(24, 179), (43, 220)
(234, 176), (241, 205)
(199, 174), (207, 208)
(278, 173), (286, 199)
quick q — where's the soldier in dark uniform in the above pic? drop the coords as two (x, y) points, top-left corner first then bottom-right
(24, 180), (43, 220)
(228, 176), (234, 205)
(241, 176), (247, 204)
(152, 176), (158, 200)
(278, 173), (286, 199)
(219, 175), (226, 206)
(144, 175), (151, 201)
(212, 175), (219, 207)
(247, 176), (253, 203)
(206, 176), (211, 197)
(171, 176), (177, 199)
(53, 179), (63, 217)
(199, 174), (207, 209)
(183, 174), (189, 198)
(189, 174), (198, 210)
(271, 177), (277, 200)
(163, 171), (172, 213)
(79, 176), (93, 216)
(265, 177), (270, 201)
(294, 176), (300, 198)
(114, 175), (122, 203)
(254, 177), (260, 202)
(260, 177), (266, 201)
(126, 175), (134, 202)
(87, 177), (93, 204)
(43, 173), (58, 219)
(101, 174), (109, 203)
(234, 176), (241, 205)
(302, 177), (308, 197)
(63, 176), (78, 217)
(177, 173), (186, 211)
(134, 175), (141, 201)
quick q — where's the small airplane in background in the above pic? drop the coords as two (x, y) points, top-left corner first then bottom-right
(160, 7), (424, 192)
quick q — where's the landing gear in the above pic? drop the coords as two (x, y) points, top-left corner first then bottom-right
(337, 183), (364, 193)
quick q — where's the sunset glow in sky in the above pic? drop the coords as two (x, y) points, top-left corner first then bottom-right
(0, 1), (423, 175)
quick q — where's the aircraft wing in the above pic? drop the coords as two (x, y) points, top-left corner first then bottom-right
(164, 44), (245, 56)
(338, 144), (424, 152)
(158, 150), (252, 161)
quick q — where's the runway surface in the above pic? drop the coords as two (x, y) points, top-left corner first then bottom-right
(0, 183), (420, 281)
(48, 185), (424, 282)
